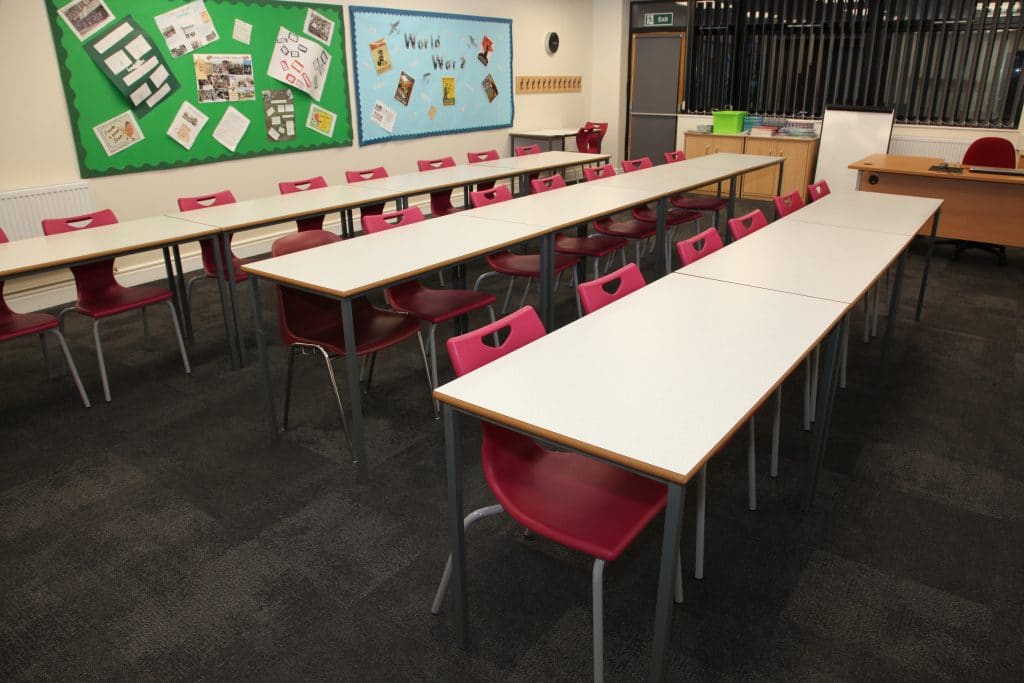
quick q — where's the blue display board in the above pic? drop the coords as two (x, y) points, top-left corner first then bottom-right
(348, 6), (513, 145)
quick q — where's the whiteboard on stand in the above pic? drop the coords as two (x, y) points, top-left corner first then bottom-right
(814, 107), (895, 193)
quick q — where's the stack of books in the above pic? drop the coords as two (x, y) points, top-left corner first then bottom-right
(749, 125), (779, 137)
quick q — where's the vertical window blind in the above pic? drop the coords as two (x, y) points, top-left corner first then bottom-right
(685, 0), (1024, 128)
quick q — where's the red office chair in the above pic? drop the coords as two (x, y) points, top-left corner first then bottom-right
(956, 137), (1016, 264)
(470, 185), (579, 314)
(773, 190), (805, 218)
(430, 305), (681, 681)
(530, 174), (627, 314)
(0, 227), (90, 407)
(271, 229), (429, 439)
(675, 227), (723, 266)
(362, 206), (496, 417)
(727, 209), (768, 242)
(345, 166), (390, 232)
(467, 149), (500, 191)
(577, 263), (646, 315)
(663, 151), (729, 226)
(42, 211), (190, 403)
(278, 176), (330, 232)
(582, 164), (659, 263)
(584, 121), (608, 153)
(514, 144), (543, 194)
(177, 191), (256, 304)
(417, 157), (463, 217)
(807, 180), (831, 202)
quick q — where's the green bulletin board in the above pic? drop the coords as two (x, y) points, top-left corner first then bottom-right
(46, 0), (354, 177)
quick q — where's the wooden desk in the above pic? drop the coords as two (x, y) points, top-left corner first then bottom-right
(433, 275), (846, 680)
(849, 154), (1024, 248)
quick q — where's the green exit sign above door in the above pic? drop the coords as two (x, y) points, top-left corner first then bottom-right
(644, 12), (673, 27)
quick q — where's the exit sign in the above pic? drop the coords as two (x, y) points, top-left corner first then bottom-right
(644, 12), (673, 27)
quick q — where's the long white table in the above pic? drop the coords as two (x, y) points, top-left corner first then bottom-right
(508, 127), (579, 154)
(432, 274), (848, 680)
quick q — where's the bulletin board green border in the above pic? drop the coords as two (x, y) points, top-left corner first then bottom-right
(45, 0), (354, 178)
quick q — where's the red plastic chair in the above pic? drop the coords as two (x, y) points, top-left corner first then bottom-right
(621, 157), (703, 263)
(806, 180), (831, 202)
(362, 206), (496, 416)
(278, 176), (330, 232)
(467, 149), (500, 192)
(957, 138), (1015, 263)
(584, 121), (608, 153)
(42, 210), (190, 403)
(417, 157), (463, 217)
(773, 190), (805, 218)
(0, 227), (90, 407)
(675, 227), (723, 266)
(582, 164), (659, 263)
(430, 305), (681, 681)
(177, 191), (256, 304)
(663, 150), (729, 222)
(271, 229), (428, 438)
(577, 263), (646, 315)
(469, 185), (579, 314)
(514, 144), (543, 194)
(574, 126), (601, 154)
(345, 166), (390, 231)
(727, 209), (769, 242)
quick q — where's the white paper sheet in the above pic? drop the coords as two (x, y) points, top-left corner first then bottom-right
(167, 101), (209, 150)
(124, 34), (151, 59)
(129, 82), (152, 105)
(232, 18), (252, 45)
(103, 50), (132, 74)
(267, 27), (331, 101)
(371, 99), (396, 133)
(92, 20), (132, 54)
(212, 106), (249, 152)
(93, 110), (144, 156)
(155, 0), (219, 58)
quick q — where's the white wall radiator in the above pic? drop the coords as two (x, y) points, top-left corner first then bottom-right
(887, 136), (971, 163)
(0, 182), (94, 241)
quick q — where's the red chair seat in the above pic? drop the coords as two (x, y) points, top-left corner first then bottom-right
(0, 310), (58, 341)
(482, 425), (667, 562)
(76, 284), (173, 319)
(554, 233), (626, 258)
(386, 282), (497, 324)
(486, 252), (579, 278)
(632, 206), (703, 226)
(290, 305), (421, 356)
(669, 196), (728, 212)
(594, 219), (656, 241)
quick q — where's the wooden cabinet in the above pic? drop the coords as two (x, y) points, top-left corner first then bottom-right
(683, 132), (819, 200)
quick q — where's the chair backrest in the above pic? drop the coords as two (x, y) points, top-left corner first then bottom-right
(417, 156), (456, 172)
(676, 227), (724, 265)
(446, 306), (546, 377)
(177, 191), (238, 271)
(622, 157), (654, 173)
(345, 167), (388, 183)
(514, 144), (541, 156)
(361, 206), (426, 234)
(584, 121), (608, 151)
(578, 263), (646, 315)
(773, 190), (805, 218)
(529, 173), (567, 194)
(41, 210), (121, 304)
(807, 180), (831, 202)
(470, 184), (513, 208)
(277, 177), (328, 231)
(416, 157), (459, 216)
(270, 230), (352, 344)
(962, 136), (1016, 168)
(663, 150), (686, 164)
(467, 149), (500, 191)
(574, 127), (600, 154)
(583, 164), (616, 181)
(727, 209), (768, 242)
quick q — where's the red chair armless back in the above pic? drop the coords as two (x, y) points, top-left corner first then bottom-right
(529, 174), (567, 194)
(621, 157), (654, 173)
(467, 149), (500, 191)
(345, 167), (389, 217)
(270, 230), (353, 345)
(575, 127), (600, 154)
(417, 157), (460, 216)
(962, 137), (1016, 168)
(578, 263), (646, 315)
(446, 306), (546, 377)
(177, 191), (237, 273)
(727, 209), (768, 242)
(663, 150), (686, 164)
(417, 157), (456, 172)
(676, 227), (724, 266)
(42, 210), (121, 308)
(584, 121), (608, 152)
(514, 144), (541, 156)
(773, 190), (805, 218)
(278, 176), (329, 231)
(361, 207), (426, 234)
(470, 185), (513, 208)
(807, 180), (831, 202)
(583, 164), (616, 181)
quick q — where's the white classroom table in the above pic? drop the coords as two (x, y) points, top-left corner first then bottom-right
(432, 274), (847, 681)
(507, 127), (580, 154)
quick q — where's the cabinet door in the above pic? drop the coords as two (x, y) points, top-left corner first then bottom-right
(683, 134), (744, 195)
(740, 138), (780, 198)
(741, 139), (817, 200)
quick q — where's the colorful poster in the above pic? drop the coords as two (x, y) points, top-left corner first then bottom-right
(267, 27), (331, 102)
(93, 109), (144, 155)
(306, 104), (337, 137)
(194, 53), (255, 103)
(349, 6), (513, 145)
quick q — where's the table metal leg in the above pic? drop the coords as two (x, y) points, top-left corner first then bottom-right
(649, 482), (686, 682)
(209, 234), (239, 369)
(725, 181), (738, 242)
(161, 247), (187, 340)
(538, 233), (555, 330)
(655, 197), (669, 277)
(803, 318), (846, 511)
(248, 277), (278, 438)
(340, 298), (368, 481)
(443, 404), (470, 648)
(222, 231), (247, 367)
(694, 465), (706, 579)
(879, 250), (907, 381)
(170, 245), (193, 342)
(914, 209), (940, 322)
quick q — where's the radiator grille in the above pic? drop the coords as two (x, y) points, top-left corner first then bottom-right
(0, 182), (94, 241)
(887, 137), (972, 163)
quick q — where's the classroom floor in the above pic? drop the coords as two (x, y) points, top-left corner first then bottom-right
(2, 211), (1022, 681)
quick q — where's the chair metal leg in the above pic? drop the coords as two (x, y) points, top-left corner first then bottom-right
(47, 328), (90, 408)
(502, 276), (516, 313)
(93, 319), (111, 403)
(748, 417), (757, 511)
(165, 300), (191, 375)
(771, 386), (781, 478)
(39, 332), (51, 377)
(517, 278), (531, 309)
(593, 559), (606, 683)
(418, 329), (437, 417)
(185, 274), (203, 308)
(364, 352), (378, 393)
(431, 503), (505, 615)
(315, 345), (352, 447)
(674, 550), (683, 604)
(282, 345), (298, 430)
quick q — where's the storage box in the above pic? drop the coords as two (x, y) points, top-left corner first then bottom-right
(713, 110), (747, 134)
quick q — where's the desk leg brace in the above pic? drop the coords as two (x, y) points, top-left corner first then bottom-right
(248, 277), (278, 438)
(539, 233), (555, 331)
(208, 234), (238, 369)
(340, 299), (368, 481)
(915, 208), (940, 322)
(803, 318), (846, 511)
(444, 404), (470, 648)
(649, 483), (686, 682)
(879, 250), (907, 382)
